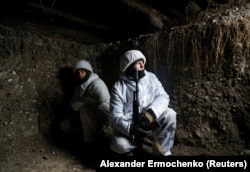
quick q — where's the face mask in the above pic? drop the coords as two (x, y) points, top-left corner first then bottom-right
(75, 71), (90, 85)
(125, 68), (145, 80)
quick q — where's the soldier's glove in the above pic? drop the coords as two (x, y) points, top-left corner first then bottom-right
(129, 123), (151, 138)
(138, 109), (156, 130)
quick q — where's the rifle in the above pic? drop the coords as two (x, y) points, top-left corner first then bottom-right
(132, 70), (140, 125)
(132, 70), (164, 155)
(132, 70), (143, 149)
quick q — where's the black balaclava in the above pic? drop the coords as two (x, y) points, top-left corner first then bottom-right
(125, 60), (145, 80)
(75, 69), (91, 85)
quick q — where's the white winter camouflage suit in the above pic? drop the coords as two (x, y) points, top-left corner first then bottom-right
(109, 50), (177, 156)
(71, 60), (110, 143)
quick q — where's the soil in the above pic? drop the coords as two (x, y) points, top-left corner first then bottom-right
(0, 124), (248, 172)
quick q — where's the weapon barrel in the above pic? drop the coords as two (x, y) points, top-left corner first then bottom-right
(132, 70), (139, 123)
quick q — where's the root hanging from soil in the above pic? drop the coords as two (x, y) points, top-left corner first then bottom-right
(143, 14), (250, 76)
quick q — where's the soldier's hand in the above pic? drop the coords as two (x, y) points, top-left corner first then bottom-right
(129, 123), (151, 137)
(138, 111), (155, 130)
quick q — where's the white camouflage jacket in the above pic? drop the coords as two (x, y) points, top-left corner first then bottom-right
(71, 72), (110, 115)
(110, 70), (170, 136)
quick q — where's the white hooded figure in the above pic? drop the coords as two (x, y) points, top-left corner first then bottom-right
(70, 59), (110, 144)
(109, 50), (177, 156)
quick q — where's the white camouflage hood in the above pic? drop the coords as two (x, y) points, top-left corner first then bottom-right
(73, 60), (93, 72)
(119, 50), (146, 72)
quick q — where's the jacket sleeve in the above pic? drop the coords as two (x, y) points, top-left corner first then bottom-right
(90, 79), (110, 115)
(146, 73), (170, 119)
(71, 86), (85, 111)
(71, 79), (110, 113)
(109, 85), (131, 136)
